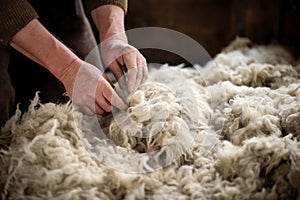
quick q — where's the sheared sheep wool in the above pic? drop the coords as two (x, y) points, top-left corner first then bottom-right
(1, 38), (300, 200)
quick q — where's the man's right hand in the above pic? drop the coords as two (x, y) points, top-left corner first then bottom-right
(60, 59), (128, 115)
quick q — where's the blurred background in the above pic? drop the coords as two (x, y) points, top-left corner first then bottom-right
(125, 0), (300, 64)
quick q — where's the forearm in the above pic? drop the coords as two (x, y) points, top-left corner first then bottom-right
(91, 5), (127, 42)
(9, 19), (82, 81)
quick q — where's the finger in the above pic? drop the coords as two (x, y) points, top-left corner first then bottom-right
(136, 56), (146, 86)
(140, 57), (149, 84)
(127, 67), (137, 93)
(109, 60), (127, 88)
(95, 88), (113, 113)
(123, 54), (138, 93)
(81, 106), (94, 116)
(102, 72), (114, 88)
(135, 58), (143, 87)
(94, 102), (105, 115)
(100, 98), (112, 112)
(101, 80), (128, 110)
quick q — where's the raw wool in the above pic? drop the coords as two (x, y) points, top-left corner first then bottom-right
(100, 66), (213, 169)
(1, 37), (300, 200)
(202, 38), (299, 88)
(207, 80), (300, 143)
(214, 134), (297, 200)
(221, 91), (281, 145)
(221, 37), (252, 53)
(203, 54), (299, 88)
(222, 36), (294, 65)
(0, 95), (145, 200)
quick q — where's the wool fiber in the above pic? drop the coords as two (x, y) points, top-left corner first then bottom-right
(1, 38), (300, 200)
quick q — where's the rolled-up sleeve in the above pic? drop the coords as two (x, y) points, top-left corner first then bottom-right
(0, 0), (38, 46)
(83, 0), (128, 15)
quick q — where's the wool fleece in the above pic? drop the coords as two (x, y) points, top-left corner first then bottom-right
(0, 38), (300, 200)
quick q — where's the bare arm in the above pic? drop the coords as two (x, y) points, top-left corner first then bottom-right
(91, 5), (126, 42)
(10, 19), (79, 81)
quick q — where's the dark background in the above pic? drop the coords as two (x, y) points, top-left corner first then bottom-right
(125, 0), (300, 64)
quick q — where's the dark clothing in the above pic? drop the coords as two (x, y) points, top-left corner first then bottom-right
(0, 46), (15, 125)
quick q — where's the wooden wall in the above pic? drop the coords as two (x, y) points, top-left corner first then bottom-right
(125, 0), (300, 65)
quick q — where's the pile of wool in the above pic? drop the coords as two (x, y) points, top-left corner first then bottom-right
(202, 37), (299, 88)
(1, 38), (300, 199)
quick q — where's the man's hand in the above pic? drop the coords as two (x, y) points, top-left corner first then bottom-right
(10, 19), (127, 115)
(100, 37), (148, 92)
(91, 5), (148, 93)
(60, 59), (128, 115)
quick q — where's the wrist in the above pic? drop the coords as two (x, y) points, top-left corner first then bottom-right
(58, 58), (83, 83)
(91, 5), (127, 42)
(58, 58), (85, 98)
